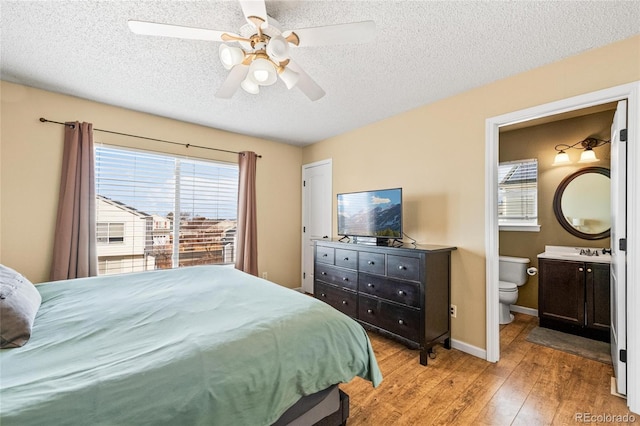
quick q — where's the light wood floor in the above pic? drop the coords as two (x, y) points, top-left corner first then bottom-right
(341, 313), (634, 425)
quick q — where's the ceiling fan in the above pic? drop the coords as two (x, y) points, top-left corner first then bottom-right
(128, 0), (375, 101)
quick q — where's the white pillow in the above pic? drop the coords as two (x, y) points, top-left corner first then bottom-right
(0, 264), (42, 348)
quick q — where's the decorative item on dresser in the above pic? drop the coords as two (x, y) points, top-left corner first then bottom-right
(314, 240), (457, 365)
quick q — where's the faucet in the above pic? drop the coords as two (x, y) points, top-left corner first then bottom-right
(603, 248), (612, 255)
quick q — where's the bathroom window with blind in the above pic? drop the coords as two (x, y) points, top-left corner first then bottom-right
(498, 159), (539, 231)
(95, 145), (239, 275)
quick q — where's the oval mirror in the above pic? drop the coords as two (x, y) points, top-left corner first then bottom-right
(553, 167), (610, 240)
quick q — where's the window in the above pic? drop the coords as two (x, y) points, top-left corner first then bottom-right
(95, 145), (239, 275)
(97, 222), (125, 244)
(498, 159), (539, 230)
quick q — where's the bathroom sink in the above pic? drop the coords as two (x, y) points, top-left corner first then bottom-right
(537, 245), (611, 264)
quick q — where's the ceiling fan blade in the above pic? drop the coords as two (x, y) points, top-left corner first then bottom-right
(283, 21), (375, 47)
(286, 61), (325, 101)
(128, 20), (239, 42)
(215, 65), (249, 99)
(238, 0), (268, 28)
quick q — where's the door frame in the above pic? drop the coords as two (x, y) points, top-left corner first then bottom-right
(301, 159), (333, 292)
(485, 81), (640, 412)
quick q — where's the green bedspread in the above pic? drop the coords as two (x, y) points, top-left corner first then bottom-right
(0, 265), (382, 425)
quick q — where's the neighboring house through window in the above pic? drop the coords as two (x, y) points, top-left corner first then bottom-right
(95, 145), (239, 275)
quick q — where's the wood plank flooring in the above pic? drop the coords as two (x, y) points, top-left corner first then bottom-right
(341, 313), (635, 425)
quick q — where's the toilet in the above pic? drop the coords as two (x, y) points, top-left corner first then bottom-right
(499, 255), (530, 325)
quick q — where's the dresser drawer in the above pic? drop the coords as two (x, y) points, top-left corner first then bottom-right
(315, 282), (357, 317)
(315, 264), (358, 291)
(359, 273), (420, 308)
(387, 255), (420, 281)
(316, 246), (335, 264)
(358, 251), (385, 275)
(358, 295), (420, 342)
(335, 249), (358, 270)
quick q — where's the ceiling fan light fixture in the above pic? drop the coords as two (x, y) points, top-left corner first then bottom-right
(248, 58), (278, 86)
(219, 44), (245, 70)
(241, 77), (260, 94)
(278, 67), (299, 89)
(266, 35), (289, 62)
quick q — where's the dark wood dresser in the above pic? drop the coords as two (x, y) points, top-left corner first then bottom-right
(313, 240), (456, 365)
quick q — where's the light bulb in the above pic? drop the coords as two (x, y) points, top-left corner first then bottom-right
(578, 148), (598, 163)
(241, 77), (260, 94)
(248, 58), (277, 86)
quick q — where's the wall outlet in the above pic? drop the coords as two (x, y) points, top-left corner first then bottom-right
(262, 272), (268, 280)
(450, 304), (457, 318)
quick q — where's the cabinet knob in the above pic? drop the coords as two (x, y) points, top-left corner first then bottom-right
(587, 268), (592, 273)
(398, 290), (405, 296)
(367, 309), (373, 314)
(579, 267), (584, 272)
(398, 319), (404, 325)
(322, 253), (328, 257)
(368, 261), (374, 265)
(398, 265), (406, 270)
(320, 293), (326, 298)
(342, 277), (349, 281)
(321, 272), (327, 275)
(344, 257), (349, 261)
(367, 283), (374, 288)
(342, 300), (347, 305)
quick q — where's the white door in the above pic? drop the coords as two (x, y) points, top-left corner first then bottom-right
(301, 160), (332, 294)
(610, 99), (627, 395)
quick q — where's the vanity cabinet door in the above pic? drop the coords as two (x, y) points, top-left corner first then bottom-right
(539, 259), (585, 326)
(585, 262), (611, 332)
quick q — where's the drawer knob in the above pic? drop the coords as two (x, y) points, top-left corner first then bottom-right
(398, 319), (404, 325)
(367, 309), (373, 314)
(322, 253), (328, 257)
(587, 268), (592, 273)
(398, 265), (406, 270)
(398, 290), (405, 296)
(368, 261), (374, 265)
(342, 277), (349, 281)
(321, 293), (326, 298)
(579, 267), (584, 272)
(321, 272), (327, 275)
(344, 257), (349, 261)
(367, 283), (374, 288)
(342, 300), (347, 305)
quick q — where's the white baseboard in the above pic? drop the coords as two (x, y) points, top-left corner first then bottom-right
(510, 304), (538, 317)
(450, 338), (487, 361)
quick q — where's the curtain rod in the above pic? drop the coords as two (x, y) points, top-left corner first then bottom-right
(39, 117), (261, 158)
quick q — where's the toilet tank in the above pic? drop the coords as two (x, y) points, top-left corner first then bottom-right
(499, 256), (530, 286)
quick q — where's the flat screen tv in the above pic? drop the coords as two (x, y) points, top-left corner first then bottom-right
(337, 188), (402, 242)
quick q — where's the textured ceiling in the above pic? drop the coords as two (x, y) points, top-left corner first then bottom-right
(2, 1), (639, 146)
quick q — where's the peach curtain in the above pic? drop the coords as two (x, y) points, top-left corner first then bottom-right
(50, 122), (97, 280)
(235, 151), (258, 275)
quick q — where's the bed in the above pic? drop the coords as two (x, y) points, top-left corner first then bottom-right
(0, 265), (382, 425)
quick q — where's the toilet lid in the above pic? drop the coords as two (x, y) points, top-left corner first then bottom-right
(499, 281), (518, 291)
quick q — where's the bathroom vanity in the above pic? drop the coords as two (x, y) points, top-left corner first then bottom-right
(537, 246), (611, 342)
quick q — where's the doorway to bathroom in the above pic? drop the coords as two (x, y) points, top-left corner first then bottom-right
(485, 82), (640, 413)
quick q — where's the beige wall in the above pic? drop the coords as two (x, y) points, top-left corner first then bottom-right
(302, 35), (640, 350)
(499, 110), (614, 310)
(0, 81), (303, 287)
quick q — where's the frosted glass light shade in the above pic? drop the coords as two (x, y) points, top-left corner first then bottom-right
(248, 58), (277, 86)
(278, 67), (299, 89)
(266, 35), (289, 62)
(578, 148), (598, 163)
(241, 77), (260, 94)
(552, 151), (571, 166)
(219, 45), (244, 70)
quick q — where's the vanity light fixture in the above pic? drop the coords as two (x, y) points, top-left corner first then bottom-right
(552, 137), (610, 166)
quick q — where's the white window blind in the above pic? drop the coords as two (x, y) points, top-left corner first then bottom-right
(498, 159), (538, 226)
(95, 145), (239, 275)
